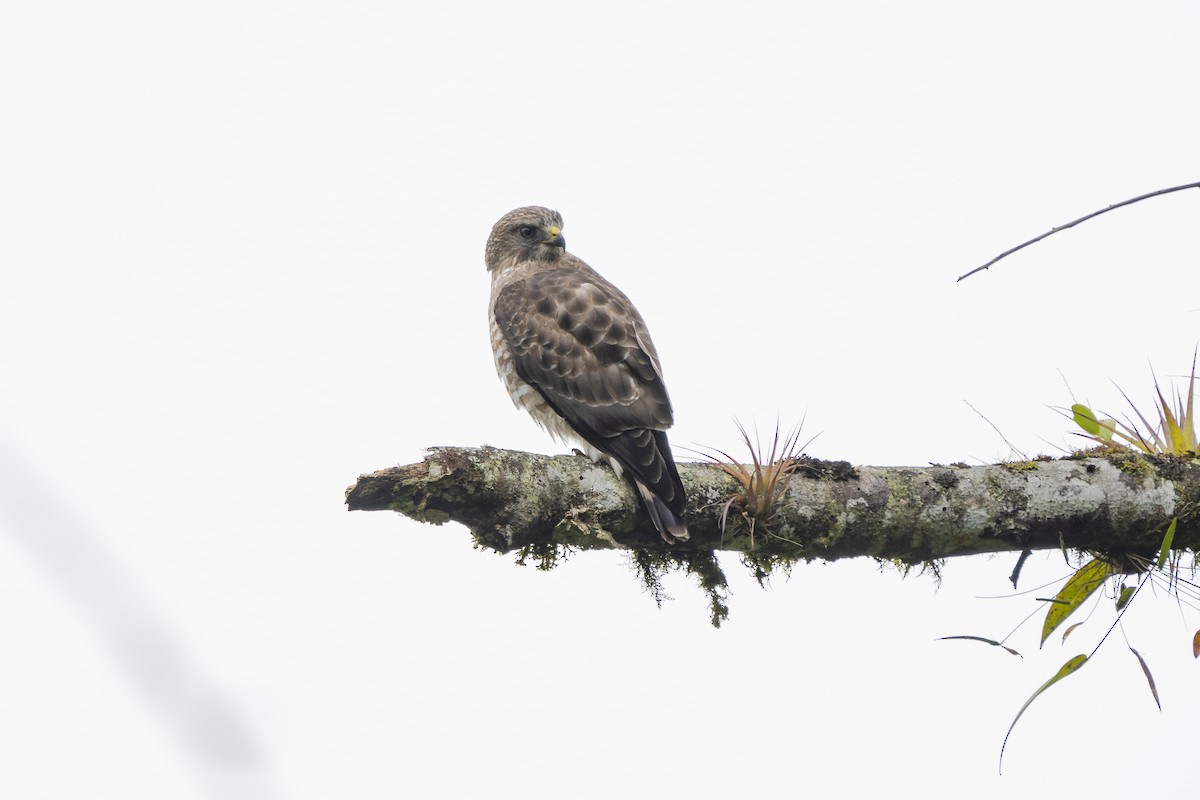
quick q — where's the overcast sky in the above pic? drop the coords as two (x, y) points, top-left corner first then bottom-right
(2, 2), (1198, 798)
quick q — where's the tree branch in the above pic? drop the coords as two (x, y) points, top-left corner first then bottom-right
(956, 181), (1200, 282)
(346, 447), (1199, 563)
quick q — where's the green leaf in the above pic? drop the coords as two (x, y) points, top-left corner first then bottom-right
(1115, 584), (1135, 611)
(1156, 517), (1177, 570)
(1129, 647), (1161, 711)
(1040, 559), (1109, 647)
(1000, 654), (1088, 772)
(1071, 404), (1101, 436)
(938, 635), (1022, 658)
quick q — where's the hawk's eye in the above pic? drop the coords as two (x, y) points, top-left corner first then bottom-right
(516, 225), (538, 240)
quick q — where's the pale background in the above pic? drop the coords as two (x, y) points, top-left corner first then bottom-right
(2, 2), (1198, 798)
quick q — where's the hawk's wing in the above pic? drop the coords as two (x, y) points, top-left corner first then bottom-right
(492, 264), (686, 520)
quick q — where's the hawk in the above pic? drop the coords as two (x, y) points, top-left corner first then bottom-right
(486, 206), (689, 543)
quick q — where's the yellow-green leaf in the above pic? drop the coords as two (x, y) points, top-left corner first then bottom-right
(1159, 390), (1186, 454)
(1041, 559), (1109, 647)
(1000, 654), (1088, 772)
(1156, 517), (1177, 570)
(1116, 584), (1135, 611)
(1072, 404), (1101, 436)
(1129, 647), (1161, 711)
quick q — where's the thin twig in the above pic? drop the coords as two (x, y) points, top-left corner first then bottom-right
(957, 181), (1200, 282)
(964, 400), (1028, 460)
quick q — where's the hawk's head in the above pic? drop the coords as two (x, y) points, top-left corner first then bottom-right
(485, 206), (566, 273)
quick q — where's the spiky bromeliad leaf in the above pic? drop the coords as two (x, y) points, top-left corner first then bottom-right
(694, 418), (809, 539)
(1152, 365), (1196, 453)
(1159, 392), (1186, 453)
(1066, 352), (1197, 454)
(1040, 559), (1110, 647)
(1000, 654), (1089, 772)
(1128, 647), (1161, 711)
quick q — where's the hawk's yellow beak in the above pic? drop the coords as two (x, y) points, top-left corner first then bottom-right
(546, 225), (566, 249)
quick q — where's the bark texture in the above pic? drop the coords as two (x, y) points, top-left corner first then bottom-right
(346, 447), (1200, 563)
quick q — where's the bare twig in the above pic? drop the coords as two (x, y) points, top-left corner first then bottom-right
(964, 400), (1028, 460)
(957, 181), (1200, 282)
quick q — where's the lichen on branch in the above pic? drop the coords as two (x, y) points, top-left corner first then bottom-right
(346, 446), (1199, 564)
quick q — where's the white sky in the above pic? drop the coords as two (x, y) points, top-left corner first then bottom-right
(2, 2), (1198, 797)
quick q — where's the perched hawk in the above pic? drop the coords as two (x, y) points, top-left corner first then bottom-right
(486, 206), (689, 543)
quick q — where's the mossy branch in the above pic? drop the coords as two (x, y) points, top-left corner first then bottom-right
(346, 447), (1200, 563)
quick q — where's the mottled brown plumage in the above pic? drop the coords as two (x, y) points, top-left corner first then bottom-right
(486, 206), (688, 543)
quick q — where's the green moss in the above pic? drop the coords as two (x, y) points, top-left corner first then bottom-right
(880, 557), (945, 585)
(884, 468), (923, 510)
(741, 552), (801, 587)
(1002, 460), (1041, 473)
(629, 549), (730, 628)
(550, 518), (599, 547)
(514, 541), (571, 571)
(1105, 449), (1153, 478)
(388, 479), (451, 524)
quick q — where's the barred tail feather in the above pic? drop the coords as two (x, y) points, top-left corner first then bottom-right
(636, 481), (690, 544)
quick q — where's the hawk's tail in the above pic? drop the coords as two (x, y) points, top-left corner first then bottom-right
(636, 481), (690, 544)
(575, 426), (690, 544)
